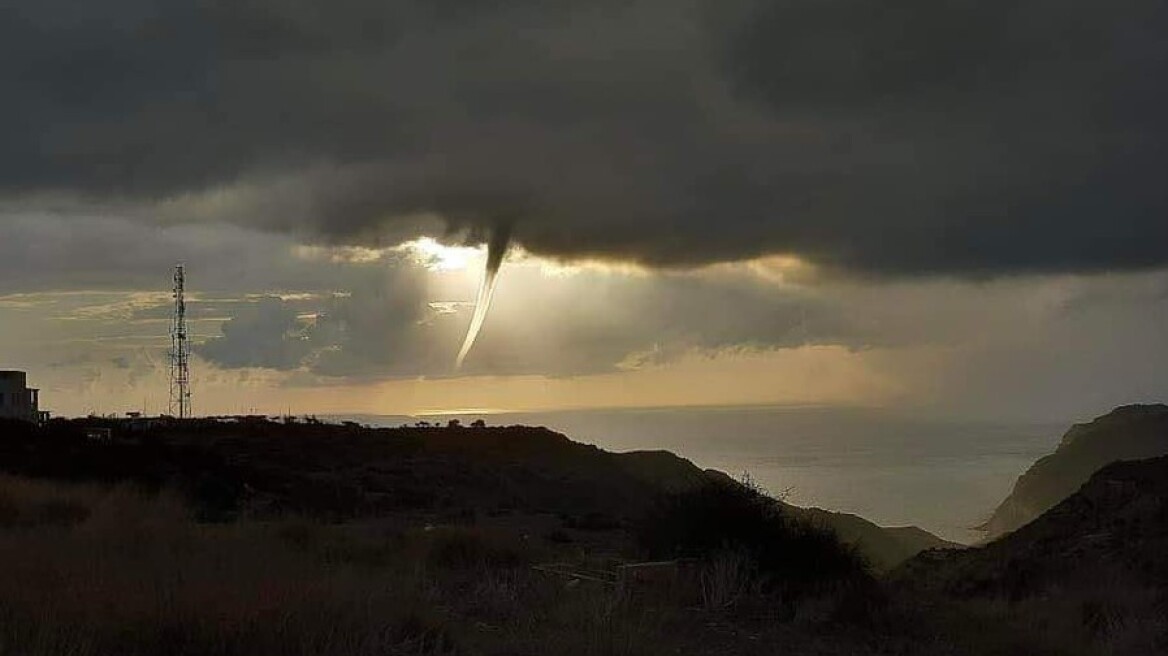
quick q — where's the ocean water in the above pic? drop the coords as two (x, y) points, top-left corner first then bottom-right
(340, 406), (1063, 544)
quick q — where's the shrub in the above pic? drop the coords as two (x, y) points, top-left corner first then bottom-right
(635, 477), (869, 600)
(412, 527), (533, 571)
(699, 546), (755, 610)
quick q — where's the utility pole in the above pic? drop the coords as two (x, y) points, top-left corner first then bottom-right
(168, 263), (192, 418)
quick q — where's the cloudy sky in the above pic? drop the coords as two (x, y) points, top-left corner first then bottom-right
(1, 0), (1166, 420)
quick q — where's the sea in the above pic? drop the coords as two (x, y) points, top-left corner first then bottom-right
(333, 405), (1064, 544)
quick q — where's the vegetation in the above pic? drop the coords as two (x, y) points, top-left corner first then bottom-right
(0, 417), (946, 568)
(1, 415), (1163, 654)
(0, 474), (895, 656)
(636, 477), (870, 603)
(899, 455), (1168, 656)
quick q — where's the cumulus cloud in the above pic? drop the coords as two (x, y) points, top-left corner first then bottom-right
(2, 0), (1165, 274)
(190, 255), (870, 378)
(198, 296), (314, 369)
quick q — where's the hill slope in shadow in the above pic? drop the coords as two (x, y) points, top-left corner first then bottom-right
(982, 404), (1168, 539)
(899, 455), (1168, 654)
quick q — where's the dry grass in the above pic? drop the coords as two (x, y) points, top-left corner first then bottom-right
(699, 547), (756, 611)
(0, 474), (1134, 656)
(0, 475), (99, 528)
(0, 477), (452, 655)
(983, 573), (1168, 656)
(0, 476), (687, 656)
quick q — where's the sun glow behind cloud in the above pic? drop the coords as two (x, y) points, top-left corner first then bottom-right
(396, 238), (484, 272)
(293, 244), (387, 264)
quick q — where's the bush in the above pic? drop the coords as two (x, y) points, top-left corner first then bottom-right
(635, 477), (869, 599)
(412, 527), (534, 571)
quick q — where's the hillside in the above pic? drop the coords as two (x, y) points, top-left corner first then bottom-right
(0, 418), (703, 523)
(0, 417), (944, 568)
(982, 404), (1168, 539)
(899, 455), (1168, 654)
(787, 506), (958, 571)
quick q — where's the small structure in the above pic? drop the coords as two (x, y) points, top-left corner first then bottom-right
(124, 413), (163, 432)
(0, 370), (47, 424)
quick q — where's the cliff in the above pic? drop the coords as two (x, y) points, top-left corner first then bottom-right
(981, 404), (1168, 539)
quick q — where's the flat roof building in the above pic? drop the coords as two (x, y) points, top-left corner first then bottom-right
(0, 371), (46, 424)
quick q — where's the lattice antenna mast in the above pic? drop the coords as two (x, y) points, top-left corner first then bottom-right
(168, 263), (192, 418)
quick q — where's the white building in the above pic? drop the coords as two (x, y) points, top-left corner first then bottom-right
(0, 371), (45, 423)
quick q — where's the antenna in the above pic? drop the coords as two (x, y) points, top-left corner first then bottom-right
(168, 263), (192, 418)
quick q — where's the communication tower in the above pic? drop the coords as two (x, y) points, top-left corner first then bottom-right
(168, 264), (192, 418)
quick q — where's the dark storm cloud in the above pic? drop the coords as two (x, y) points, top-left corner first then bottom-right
(0, 214), (398, 294)
(2, 0), (1166, 274)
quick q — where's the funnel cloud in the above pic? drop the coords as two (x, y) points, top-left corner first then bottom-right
(455, 223), (513, 369)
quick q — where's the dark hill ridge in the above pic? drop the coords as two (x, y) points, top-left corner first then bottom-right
(982, 404), (1168, 539)
(0, 418), (708, 520)
(0, 417), (948, 568)
(153, 421), (710, 520)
